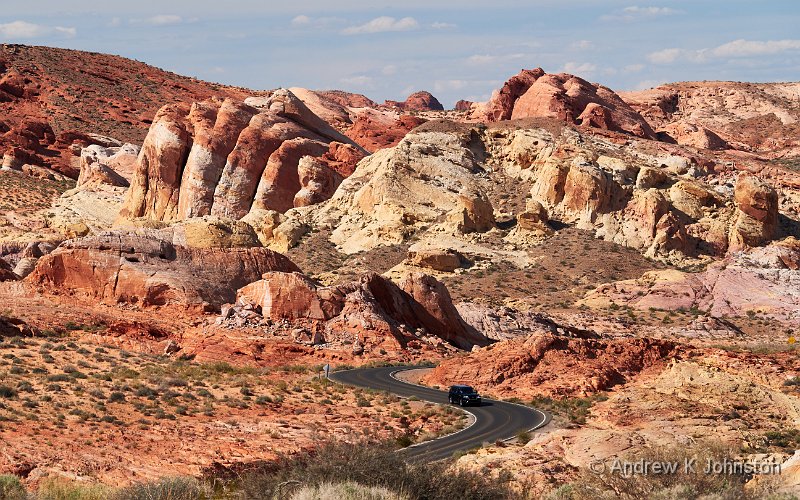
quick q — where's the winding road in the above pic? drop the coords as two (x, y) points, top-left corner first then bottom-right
(329, 366), (550, 462)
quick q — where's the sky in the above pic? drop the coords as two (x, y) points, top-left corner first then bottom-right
(1, 1), (799, 107)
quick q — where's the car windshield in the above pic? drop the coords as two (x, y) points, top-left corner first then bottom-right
(462, 386), (477, 394)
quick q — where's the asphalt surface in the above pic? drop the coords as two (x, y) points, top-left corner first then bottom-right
(329, 366), (550, 462)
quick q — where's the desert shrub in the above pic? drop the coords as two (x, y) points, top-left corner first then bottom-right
(237, 440), (515, 500)
(0, 475), (26, 500)
(111, 477), (208, 500)
(0, 385), (17, 398)
(289, 481), (410, 500)
(545, 443), (784, 500)
(36, 477), (111, 500)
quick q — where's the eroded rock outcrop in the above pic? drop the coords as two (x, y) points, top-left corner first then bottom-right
(119, 90), (366, 223)
(729, 173), (779, 250)
(582, 238), (800, 322)
(472, 68), (655, 139)
(423, 333), (680, 398)
(236, 271), (490, 350)
(28, 232), (300, 309)
(385, 91), (444, 112)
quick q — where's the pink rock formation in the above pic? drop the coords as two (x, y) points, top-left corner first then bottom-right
(475, 68), (656, 139)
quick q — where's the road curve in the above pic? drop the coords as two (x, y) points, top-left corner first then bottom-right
(329, 366), (550, 462)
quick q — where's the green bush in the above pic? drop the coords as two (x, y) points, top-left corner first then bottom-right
(0, 475), (26, 500)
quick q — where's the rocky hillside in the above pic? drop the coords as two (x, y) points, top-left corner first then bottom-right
(0, 44), (251, 176)
(621, 81), (800, 157)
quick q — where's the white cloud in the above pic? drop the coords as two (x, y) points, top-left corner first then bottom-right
(623, 6), (679, 16)
(433, 79), (470, 93)
(570, 40), (593, 50)
(431, 22), (456, 29)
(381, 64), (398, 76)
(109, 17), (121, 27)
(710, 39), (800, 58)
(562, 62), (597, 75)
(631, 79), (665, 91)
(340, 75), (374, 88)
(601, 5), (681, 22)
(648, 39), (800, 65)
(144, 14), (185, 26)
(291, 15), (311, 26)
(622, 63), (645, 73)
(289, 15), (345, 29)
(647, 47), (683, 64)
(342, 16), (419, 35)
(0, 20), (76, 39)
(466, 53), (526, 66)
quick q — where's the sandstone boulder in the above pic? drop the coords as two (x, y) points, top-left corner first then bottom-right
(661, 122), (729, 151)
(407, 248), (465, 272)
(293, 156), (343, 208)
(385, 91), (444, 112)
(28, 232), (300, 309)
(448, 189), (495, 233)
(729, 173), (778, 250)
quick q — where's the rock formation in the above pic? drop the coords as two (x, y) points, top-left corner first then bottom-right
(582, 238), (800, 322)
(729, 173), (779, 250)
(236, 271), (490, 350)
(28, 231), (300, 309)
(472, 68), (655, 139)
(621, 81), (800, 157)
(119, 90), (366, 222)
(423, 333), (679, 398)
(384, 91), (444, 112)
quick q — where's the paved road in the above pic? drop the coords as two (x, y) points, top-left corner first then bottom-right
(329, 366), (550, 462)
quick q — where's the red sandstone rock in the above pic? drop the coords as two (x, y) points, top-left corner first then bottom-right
(347, 112), (426, 153)
(423, 334), (680, 398)
(236, 271), (490, 350)
(28, 232), (300, 310)
(475, 68), (655, 139)
(293, 156), (344, 208)
(385, 91), (444, 112)
(454, 100), (473, 112)
(318, 142), (366, 177)
(121, 91), (365, 222)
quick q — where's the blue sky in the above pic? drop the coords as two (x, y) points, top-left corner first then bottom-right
(1, 1), (799, 107)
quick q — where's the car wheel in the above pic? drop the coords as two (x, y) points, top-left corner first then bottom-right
(448, 396), (452, 404)
(459, 399), (464, 406)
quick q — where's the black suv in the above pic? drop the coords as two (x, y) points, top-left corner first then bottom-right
(448, 385), (481, 406)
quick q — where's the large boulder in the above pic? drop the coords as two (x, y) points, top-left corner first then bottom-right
(729, 173), (779, 250)
(28, 232), (300, 309)
(385, 91), (444, 112)
(119, 91), (366, 222)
